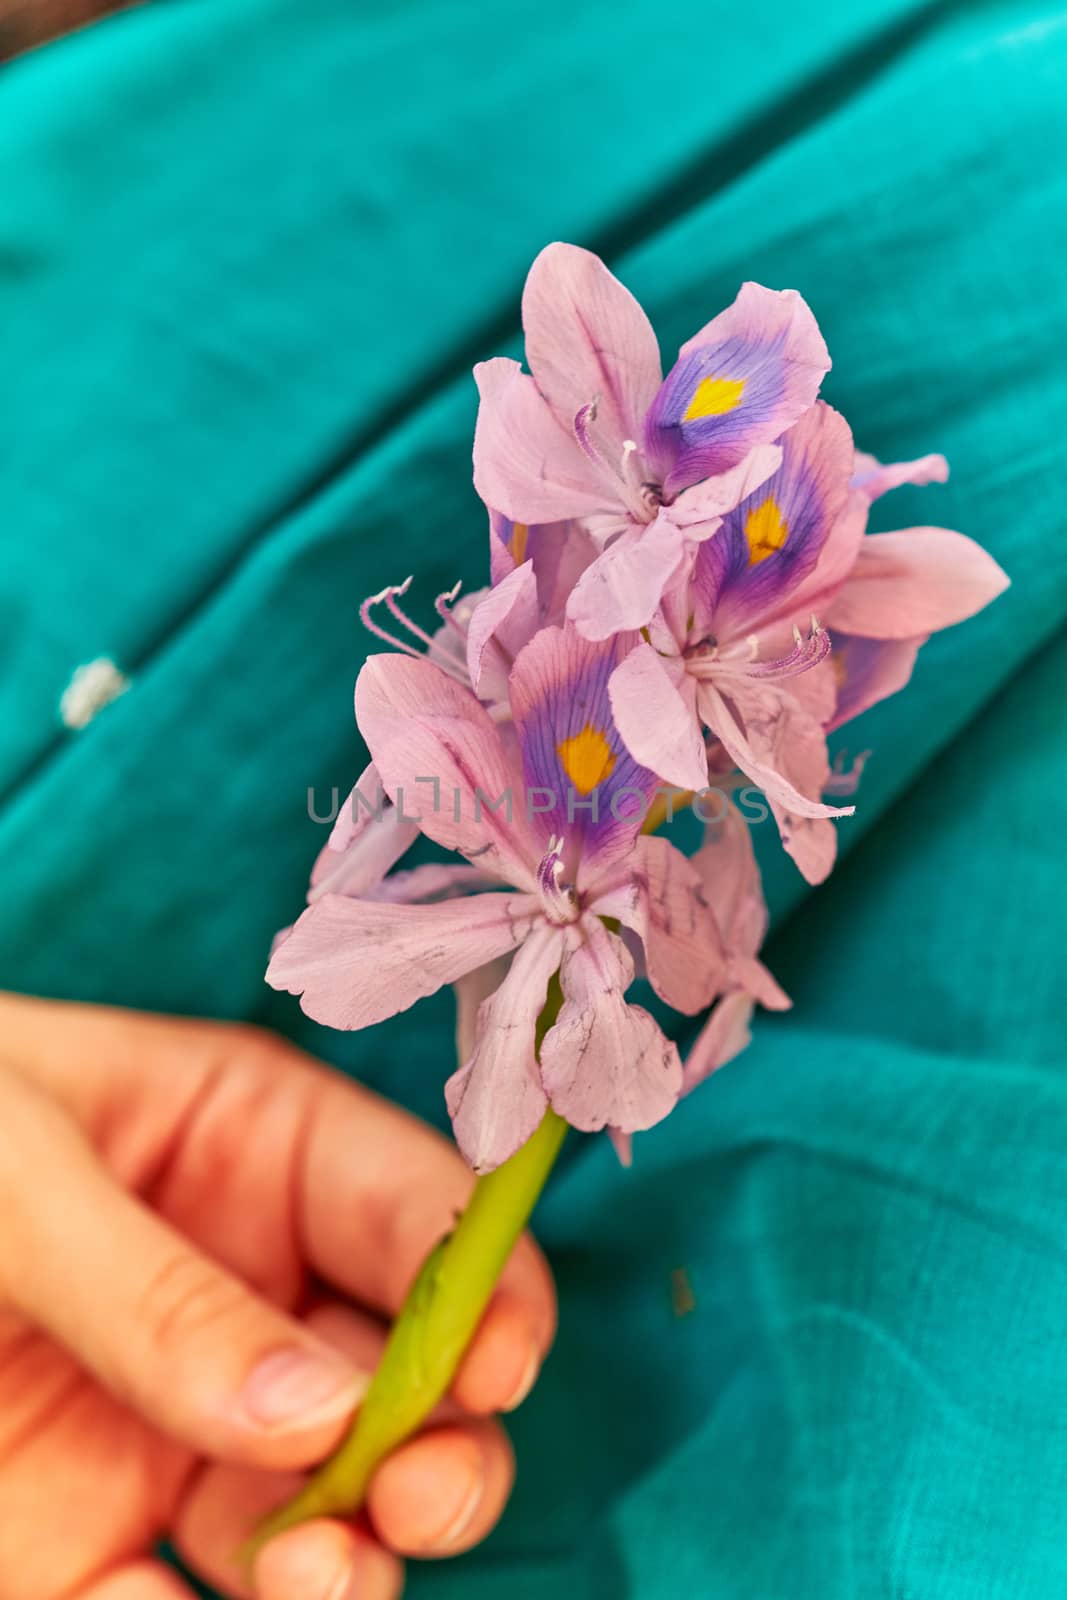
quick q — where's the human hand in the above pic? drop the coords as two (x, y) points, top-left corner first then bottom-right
(0, 993), (555, 1599)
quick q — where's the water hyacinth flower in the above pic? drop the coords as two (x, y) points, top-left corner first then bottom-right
(267, 626), (726, 1171)
(473, 242), (830, 638)
(255, 242), (1012, 1553)
(609, 403), (1009, 881)
(609, 401), (861, 881)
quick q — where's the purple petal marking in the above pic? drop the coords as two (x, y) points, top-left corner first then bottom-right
(645, 282), (829, 497)
(508, 626), (660, 883)
(690, 402), (854, 644)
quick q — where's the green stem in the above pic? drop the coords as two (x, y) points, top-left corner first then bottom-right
(243, 1102), (568, 1561)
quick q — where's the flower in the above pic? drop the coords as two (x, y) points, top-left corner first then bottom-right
(472, 242), (829, 639)
(608, 403), (1010, 881)
(608, 402), (860, 882)
(268, 240), (1010, 1179)
(267, 626), (726, 1171)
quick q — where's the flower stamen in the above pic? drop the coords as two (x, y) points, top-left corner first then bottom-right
(360, 580), (470, 684)
(537, 835), (580, 924)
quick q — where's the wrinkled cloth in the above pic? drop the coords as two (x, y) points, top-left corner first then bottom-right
(1, 1), (1065, 1595)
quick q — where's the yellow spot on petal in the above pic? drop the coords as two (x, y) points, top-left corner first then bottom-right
(557, 724), (616, 795)
(683, 374), (746, 421)
(745, 497), (789, 565)
(510, 522), (529, 565)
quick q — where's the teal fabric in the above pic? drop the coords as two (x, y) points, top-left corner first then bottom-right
(2, 1), (1066, 1594)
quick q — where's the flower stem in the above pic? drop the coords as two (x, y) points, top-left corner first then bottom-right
(243, 1102), (568, 1561)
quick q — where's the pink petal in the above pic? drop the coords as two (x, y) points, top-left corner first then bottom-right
(592, 834), (724, 1014)
(667, 443), (783, 528)
(355, 653), (536, 888)
(682, 992), (756, 1094)
(731, 955), (791, 1011)
(851, 450), (948, 502)
(691, 800), (768, 961)
(608, 642), (708, 793)
(826, 526), (1010, 639)
(445, 924), (562, 1172)
(698, 677), (852, 824)
(607, 1128), (633, 1167)
(466, 559), (540, 699)
(772, 807), (837, 885)
(310, 798), (419, 902)
(566, 513), (687, 639)
(453, 956), (514, 1064)
(369, 862), (500, 903)
(649, 283), (830, 498)
(488, 513), (599, 626)
(779, 650), (838, 724)
(325, 761), (384, 855)
(472, 357), (612, 524)
(755, 683), (842, 884)
(266, 890), (540, 1031)
(759, 485), (870, 630)
(540, 917), (682, 1134)
(522, 242), (663, 465)
(679, 282), (827, 366)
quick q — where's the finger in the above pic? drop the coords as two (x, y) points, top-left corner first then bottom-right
(0, 995), (305, 1305)
(177, 1420), (515, 1588)
(451, 1289), (545, 1414)
(176, 1456), (403, 1600)
(307, 1294), (539, 1419)
(254, 1523), (403, 1600)
(0, 996), (558, 1407)
(291, 1054), (557, 1398)
(173, 1459), (304, 1599)
(0, 1070), (368, 1471)
(299, 1070), (556, 1331)
(367, 1420), (515, 1558)
(76, 1563), (198, 1599)
(173, 1303), (389, 1596)
(175, 1304), (512, 1587)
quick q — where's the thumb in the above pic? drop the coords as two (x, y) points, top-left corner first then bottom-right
(0, 1067), (368, 1469)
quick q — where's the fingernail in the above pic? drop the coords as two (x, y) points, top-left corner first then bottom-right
(427, 1464), (484, 1550)
(253, 1533), (360, 1600)
(239, 1346), (367, 1432)
(502, 1342), (541, 1412)
(323, 1567), (361, 1600)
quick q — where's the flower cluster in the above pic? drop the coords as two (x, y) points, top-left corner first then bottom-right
(268, 244), (1007, 1172)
